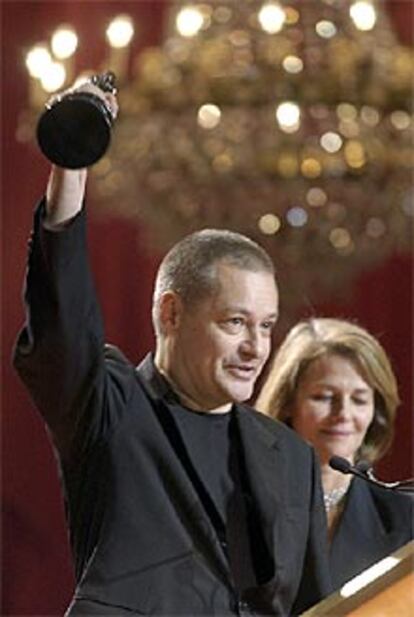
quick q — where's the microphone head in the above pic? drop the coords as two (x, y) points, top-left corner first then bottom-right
(329, 456), (352, 474)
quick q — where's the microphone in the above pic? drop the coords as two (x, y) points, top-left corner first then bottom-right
(329, 456), (414, 494)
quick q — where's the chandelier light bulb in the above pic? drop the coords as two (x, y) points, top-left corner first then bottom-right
(176, 7), (204, 37)
(40, 61), (66, 92)
(25, 45), (52, 78)
(106, 15), (134, 48)
(258, 213), (281, 235)
(390, 110), (411, 131)
(350, 1), (377, 31)
(320, 131), (343, 153)
(197, 104), (221, 129)
(276, 101), (301, 132)
(214, 6), (232, 24)
(360, 105), (380, 126)
(284, 6), (300, 25)
(286, 207), (308, 227)
(366, 217), (386, 239)
(315, 20), (337, 39)
(306, 187), (328, 207)
(282, 55), (303, 74)
(51, 27), (78, 59)
(301, 158), (322, 178)
(339, 119), (360, 138)
(337, 102), (358, 120)
(329, 227), (352, 249)
(344, 140), (366, 168)
(258, 2), (286, 34)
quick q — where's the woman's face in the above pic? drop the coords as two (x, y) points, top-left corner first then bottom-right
(291, 353), (375, 466)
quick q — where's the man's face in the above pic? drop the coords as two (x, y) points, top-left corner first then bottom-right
(162, 261), (278, 412)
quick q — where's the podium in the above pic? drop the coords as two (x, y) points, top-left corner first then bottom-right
(302, 540), (414, 616)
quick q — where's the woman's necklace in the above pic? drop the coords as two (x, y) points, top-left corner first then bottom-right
(323, 485), (349, 513)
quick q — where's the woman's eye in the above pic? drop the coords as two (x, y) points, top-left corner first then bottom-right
(311, 393), (332, 402)
(353, 398), (369, 406)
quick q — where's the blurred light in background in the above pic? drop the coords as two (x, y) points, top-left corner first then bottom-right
(18, 0), (413, 312)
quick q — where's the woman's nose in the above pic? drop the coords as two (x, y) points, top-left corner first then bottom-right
(332, 396), (352, 418)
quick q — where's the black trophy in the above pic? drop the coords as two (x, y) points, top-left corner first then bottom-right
(36, 71), (116, 169)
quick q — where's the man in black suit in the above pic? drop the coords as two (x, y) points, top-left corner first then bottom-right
(14, 86), (331, 615)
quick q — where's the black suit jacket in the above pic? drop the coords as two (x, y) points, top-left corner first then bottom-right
(14, 202), (331, 615)
(330, 477), (413, 589)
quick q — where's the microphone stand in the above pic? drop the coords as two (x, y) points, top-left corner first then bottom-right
(329, 456), (414, 495)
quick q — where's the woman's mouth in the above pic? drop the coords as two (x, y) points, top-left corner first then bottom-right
(321, 429), (353, 437)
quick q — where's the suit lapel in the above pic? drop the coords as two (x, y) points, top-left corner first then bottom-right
(234, 406), (283, 558)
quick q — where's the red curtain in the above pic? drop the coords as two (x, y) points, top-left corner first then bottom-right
(2, 3), (412, 614)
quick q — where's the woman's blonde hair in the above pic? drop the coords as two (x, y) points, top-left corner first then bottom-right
(256, 318), (400, 463)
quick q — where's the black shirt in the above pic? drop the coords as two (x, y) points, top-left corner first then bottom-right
(168, 404), (258, 592)
(168, 405), (233, 521)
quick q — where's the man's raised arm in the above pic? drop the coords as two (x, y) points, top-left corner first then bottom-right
(13, 83), (119, 446)
(44, 81), (118, 228)
(45, 166), (87, 228)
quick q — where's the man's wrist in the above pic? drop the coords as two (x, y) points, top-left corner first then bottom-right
(42, 198), (84, 231)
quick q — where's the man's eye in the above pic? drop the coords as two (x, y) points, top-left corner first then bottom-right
(261, 321), (275, 331)
(229, 317), (243, 326)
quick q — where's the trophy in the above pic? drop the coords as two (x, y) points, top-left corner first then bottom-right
(36, 72), (117, 169)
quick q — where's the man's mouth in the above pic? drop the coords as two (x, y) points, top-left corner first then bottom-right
(226, 364), (257, 380)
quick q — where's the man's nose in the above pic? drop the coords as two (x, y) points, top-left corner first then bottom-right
(240, 328), (264, 359)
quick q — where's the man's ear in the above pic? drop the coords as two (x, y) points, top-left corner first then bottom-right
(158, 291), (183, 333)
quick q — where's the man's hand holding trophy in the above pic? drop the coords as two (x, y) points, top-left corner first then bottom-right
(36, 71), (118, 169)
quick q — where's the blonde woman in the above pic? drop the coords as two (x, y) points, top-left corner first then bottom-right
(256, 318), (413, 589)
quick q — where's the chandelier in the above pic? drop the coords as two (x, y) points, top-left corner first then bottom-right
(19, 1), (413, 313)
